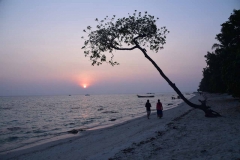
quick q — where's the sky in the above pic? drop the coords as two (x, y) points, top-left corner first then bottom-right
(0, 0), (239, 96)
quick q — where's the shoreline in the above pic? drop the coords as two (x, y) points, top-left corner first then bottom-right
(0, 94), (193, 155)
(112, 93), (240, 159)
(0, 95), (198, 160)
(1, 93), (239, 159)
(0, 93), (193, 154)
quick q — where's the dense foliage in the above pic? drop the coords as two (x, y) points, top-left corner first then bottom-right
(199, 10), (240, 97)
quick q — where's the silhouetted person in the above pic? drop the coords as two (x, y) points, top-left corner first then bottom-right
(145, 100), (152, 119)
(156, 99), (163, 118)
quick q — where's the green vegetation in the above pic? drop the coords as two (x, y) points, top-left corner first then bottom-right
(199, 9), (240, 98)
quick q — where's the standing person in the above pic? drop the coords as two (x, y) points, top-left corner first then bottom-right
(145, 100), (152, 119)
(156, 99), (163, 118)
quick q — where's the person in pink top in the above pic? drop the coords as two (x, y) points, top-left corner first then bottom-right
(156, 99), (163, 118)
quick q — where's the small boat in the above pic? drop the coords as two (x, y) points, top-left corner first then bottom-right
(85, 94), (90, 96)
(137, 95), (154, 98)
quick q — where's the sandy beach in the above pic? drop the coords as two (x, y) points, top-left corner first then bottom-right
(1, 93), (240, 160)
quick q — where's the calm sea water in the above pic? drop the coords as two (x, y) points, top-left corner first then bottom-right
(0, 93), (194, 153)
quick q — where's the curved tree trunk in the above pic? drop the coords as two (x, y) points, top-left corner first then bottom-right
(136, 46), (221, 117)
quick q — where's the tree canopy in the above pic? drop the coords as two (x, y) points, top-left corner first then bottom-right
(199, 9), (240, 98)
(81, 10), (169, 66)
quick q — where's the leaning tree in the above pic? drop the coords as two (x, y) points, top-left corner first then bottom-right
(81, 11), (221, 117)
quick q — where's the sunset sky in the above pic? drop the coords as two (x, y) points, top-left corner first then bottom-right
(0, 0), (239, 96)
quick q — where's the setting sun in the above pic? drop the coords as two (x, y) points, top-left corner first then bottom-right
(73, 75), (92, 89)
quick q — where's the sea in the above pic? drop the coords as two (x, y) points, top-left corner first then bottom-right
(0, 92), (194, 153)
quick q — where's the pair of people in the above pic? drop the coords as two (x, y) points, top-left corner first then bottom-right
(145, 99), (163, 119)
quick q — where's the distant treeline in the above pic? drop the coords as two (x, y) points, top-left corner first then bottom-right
(199, 9), (240, 98)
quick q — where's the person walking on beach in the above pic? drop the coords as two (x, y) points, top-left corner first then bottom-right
(156, 99), (163, 118)
(145, 100), (152, 119)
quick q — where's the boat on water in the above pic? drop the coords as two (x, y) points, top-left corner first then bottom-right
(137, 94), (154, 98)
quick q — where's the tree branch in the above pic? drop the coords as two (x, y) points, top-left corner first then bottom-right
(110, 44), (138, 50)
(132, 34), (147, 44)
(109, 34), (147, 51)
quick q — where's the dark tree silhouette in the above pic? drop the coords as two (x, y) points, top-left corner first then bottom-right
(82, 10), (221, 117)
(199, 9), (240, 98)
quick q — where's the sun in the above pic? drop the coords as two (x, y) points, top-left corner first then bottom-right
(83, 85), (87, 88)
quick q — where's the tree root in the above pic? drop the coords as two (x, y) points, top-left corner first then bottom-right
(198, 98), (222, 117)
(204, 109), (222, 117)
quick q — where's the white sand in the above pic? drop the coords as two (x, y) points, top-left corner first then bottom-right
(1, 93), (240, 160)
